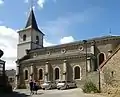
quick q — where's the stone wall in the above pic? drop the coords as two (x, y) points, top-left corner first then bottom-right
(100, 47), (120, 92)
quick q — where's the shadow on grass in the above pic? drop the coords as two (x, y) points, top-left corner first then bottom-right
(0, 91), (30, 97)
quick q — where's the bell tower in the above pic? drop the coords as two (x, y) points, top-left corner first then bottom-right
(17, 8), (44, 59)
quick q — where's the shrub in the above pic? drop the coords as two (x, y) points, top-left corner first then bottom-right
(17, 84), (26, 89)
(82, 81), (99, 93)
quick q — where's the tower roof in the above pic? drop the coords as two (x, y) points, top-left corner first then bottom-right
(25, 8), (44, 35)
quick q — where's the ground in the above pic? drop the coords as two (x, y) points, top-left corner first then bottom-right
(0, 88), (107, 97)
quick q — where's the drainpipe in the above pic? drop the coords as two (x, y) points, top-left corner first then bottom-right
(98, 68), (101, 92)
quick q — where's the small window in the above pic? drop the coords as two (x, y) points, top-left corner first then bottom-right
(111, 71), (114, 77)
(9, 78), (13, 82)
(23, 34), (26, 41)
(36, 36), (39, 44)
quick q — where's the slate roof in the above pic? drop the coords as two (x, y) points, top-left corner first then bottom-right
(22, 51), (94, 63)
(29, 35), (120, 53)
(19, 8), (44, 35)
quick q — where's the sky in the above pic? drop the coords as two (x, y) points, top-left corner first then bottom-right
(0, 0), (120, 70)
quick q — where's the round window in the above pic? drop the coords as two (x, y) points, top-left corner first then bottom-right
(47, 51), (51, 55)
(33, 53), (37, 58)
(61, 49), (66, 53)
(78, 46), (84, 51)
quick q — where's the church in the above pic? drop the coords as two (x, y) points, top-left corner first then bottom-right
(15, 8), (120, 89)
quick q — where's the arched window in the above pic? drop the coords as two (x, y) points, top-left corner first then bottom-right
(55, 68), (59, 80)
(98, 53), (105, 65)
(24, 70), (28, 80)
(39, 69), (43, 80)
(23, 34), (26, 41)
(36, 36), (39, 44)
(74, 66), (80, 79)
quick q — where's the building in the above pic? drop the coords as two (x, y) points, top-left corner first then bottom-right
(16, 8), (120, 89)
(98, 44), (120, 92)
(6, 69), (16, 88)
(0, 49), (12, 93)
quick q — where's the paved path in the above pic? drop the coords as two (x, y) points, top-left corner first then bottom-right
(13, 88), (107, 97)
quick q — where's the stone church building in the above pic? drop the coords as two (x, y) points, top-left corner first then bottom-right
(16, 8), (120, 89)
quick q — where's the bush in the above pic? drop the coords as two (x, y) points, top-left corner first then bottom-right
(82, 81), (99, 93)
(17, 84), (26, 89)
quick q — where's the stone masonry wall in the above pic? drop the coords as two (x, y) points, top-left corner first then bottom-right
(101, 47), (120, 92)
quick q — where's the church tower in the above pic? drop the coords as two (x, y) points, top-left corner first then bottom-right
(17, 8), (44, 59)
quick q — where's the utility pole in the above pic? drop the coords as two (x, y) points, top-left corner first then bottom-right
(83, 40), (87, 76)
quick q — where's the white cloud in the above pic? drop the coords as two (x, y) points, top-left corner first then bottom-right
(0, 26), (18, 70)
(24, 0), (28, 3)
(60, 36), (75, 44)
(0, 0), (4, 4)
(37, 0), (45, 8)
(43, 39), (56, 47)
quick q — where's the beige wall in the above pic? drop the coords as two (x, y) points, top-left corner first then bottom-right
(31, 29), (43, 49)
(18, 29), (31, 44)
(20, 58), (90, 88)
(17, 43), (31, 59)
(101, 48), (120, 92)
(17, 29), (43, 59)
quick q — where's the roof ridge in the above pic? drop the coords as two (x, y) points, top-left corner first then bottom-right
(99, 44), (120, 70)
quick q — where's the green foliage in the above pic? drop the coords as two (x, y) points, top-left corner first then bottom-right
(82, 81), (99, 93)
(17, 84), (26, 89)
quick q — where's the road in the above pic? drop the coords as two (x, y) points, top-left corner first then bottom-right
(12, 88), (106, 97)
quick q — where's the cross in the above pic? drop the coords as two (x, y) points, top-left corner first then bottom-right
(30, 0), (34, 9)
(109, 28), (112, 35)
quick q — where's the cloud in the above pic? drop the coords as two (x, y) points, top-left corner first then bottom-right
(24, 0), (28, 3)
(0, 26), (18, 70)
(0, 0), (4, 4)
(43, 39), (56, 47)
(60, 36), (75, 44)
(37, 0), (45, 8)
